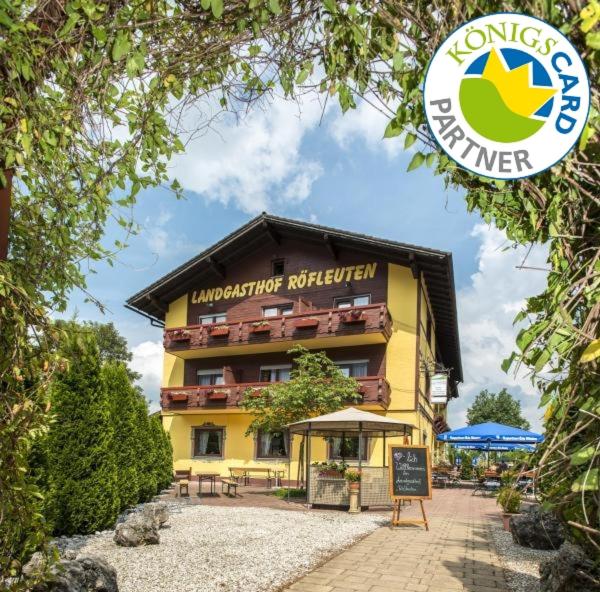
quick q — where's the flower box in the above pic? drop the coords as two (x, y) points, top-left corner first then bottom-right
(249, 389), (264, 397)
(169, 330), (191, 342)
(210, 325), (230, 337)
(294, 317), (319, 329)
(207, 390), (228, 401)
(169, 393), (188, 402)
(339, 310), (366, 324)
(250, 323), (271, 334)
(318, 470), (345, 479)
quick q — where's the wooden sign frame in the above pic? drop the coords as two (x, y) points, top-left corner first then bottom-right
(388, 444), (432, 530)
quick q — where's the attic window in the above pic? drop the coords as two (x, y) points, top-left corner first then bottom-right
(271, 259), (285, 277)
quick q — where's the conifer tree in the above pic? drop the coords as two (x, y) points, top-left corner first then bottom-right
(132, 396), (158, 503)
(45, 332), (119, 535)
(149, 415), (173, 492)
(103, 362), (140, 512)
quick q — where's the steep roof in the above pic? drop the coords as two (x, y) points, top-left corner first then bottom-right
(126, 213), (462, 383)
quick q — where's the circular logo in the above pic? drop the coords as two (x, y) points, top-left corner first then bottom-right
(423, 13), (590, 180)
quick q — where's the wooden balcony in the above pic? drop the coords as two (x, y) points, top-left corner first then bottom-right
(163, 303), (392, 359)
(160, 376), (391, 411)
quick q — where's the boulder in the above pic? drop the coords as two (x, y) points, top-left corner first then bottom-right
(27, 555), (118, 592)
(509, 507), (565, 550)
(539, 544), (600, 592)
(140, 502), (169, 528)
(113, 514), (159, 547)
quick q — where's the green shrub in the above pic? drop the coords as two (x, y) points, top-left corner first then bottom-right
(460, 463), (473, 480)
(43, 332), (120, 535)
(149, 414), (173, 492)
(132, 396), (158, 502)
(273, 488), (306, 499)
(497, 486), (522, 514)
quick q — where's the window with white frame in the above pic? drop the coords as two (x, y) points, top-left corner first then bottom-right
(256, 430), (289, 459)
(263, 304), (293, 317)
(334, 294), (371, 308)
(197, 369), (224, 386)
(259, 364), (291, 382)
(334, 360), (369, 378)
(198, 313), (227, 325)
(193, 426), (224, 458)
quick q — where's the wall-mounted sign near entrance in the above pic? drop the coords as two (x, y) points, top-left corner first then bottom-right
(430, 374), (448, 404)
(191, 262), (378, 304)
(388, 444), (431, 530)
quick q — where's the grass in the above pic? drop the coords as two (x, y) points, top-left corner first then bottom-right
(273, 488), (306, 499)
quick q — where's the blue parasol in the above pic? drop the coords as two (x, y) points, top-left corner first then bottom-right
(436, 422), (543, 444)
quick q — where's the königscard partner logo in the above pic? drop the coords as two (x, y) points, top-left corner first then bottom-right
(423, 13), (590, 180)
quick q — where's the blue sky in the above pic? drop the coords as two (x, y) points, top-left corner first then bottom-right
(64, 94), (548, 431)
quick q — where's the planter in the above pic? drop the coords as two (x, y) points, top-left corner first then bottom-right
(340, 312), (366, 324)
(294, 318), (319, 329)
(249, 389), (264, 398)
(169, 334), (191, 342)
(347, 481), (360, 492)
(210, 326), (230, 337)
(169, 393), (188, 402)
(318, 470), (344, 479)
(502, 512), (519, 532)
(207, 390), (228, 401)
(250, 324), (271, 334)
(347, 482), (361, 513)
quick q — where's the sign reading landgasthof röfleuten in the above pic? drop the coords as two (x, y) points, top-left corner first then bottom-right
(423, 13), (590, 180)
(191, 262), (378, 303)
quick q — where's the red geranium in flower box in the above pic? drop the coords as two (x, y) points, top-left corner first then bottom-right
(294, 317), (319, 329)
(169, 329), (191, 342)
(210, 324), (230, 337)
(170, 392), (188, 402)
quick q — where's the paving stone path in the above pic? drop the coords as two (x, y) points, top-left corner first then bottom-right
(284, 489), (509, 592)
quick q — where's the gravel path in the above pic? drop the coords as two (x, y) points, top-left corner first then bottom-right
(491, 523), (558, 592)
(65, 505), (387, 592)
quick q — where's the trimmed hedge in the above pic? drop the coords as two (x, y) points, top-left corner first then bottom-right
(31, 330), (173, 536)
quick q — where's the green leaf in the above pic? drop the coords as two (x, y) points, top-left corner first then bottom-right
(404, 133), (416, 148)
(585, 31), (600, 49)
(268, 0), (281, 14)
(112, 33), (131, 62)
(392, 51), (404, 72)
(570, 445), (595, 466)
(384, 119), (402, 138)
(425, 152), (436, 167)
(407, 152), (425, 171)
(296, 65), (311, 85)
(323, 0), (337, 13)
(571, 468), (599, 492)
(211, 0), (224, 18)
(580, 338), (600, 363)
(201, 0), (211, 8)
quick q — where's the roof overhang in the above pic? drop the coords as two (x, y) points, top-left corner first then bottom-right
(126, 213), (463, 384)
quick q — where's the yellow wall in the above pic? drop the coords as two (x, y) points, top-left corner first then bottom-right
(161, 263), (442, 474)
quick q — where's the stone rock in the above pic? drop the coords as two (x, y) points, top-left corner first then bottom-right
(113, 514), (159, 547)
(509, 507), (565, 550)
(23, 551), (47, 578)
(28, 555), (118, 592)
(140, 502), (170, 528)
(539, 544), (600, 592)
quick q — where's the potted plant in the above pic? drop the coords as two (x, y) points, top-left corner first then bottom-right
(497, 485), (522, 531)
(250, 320), (271, 334)
(210, 324), (230, 337)
(313, 460), (348, 478)
(169, 328), (191, 342)
(339, 309), (366, 324)
(294, 316), (320, 329)
(345, 468), (362, 513)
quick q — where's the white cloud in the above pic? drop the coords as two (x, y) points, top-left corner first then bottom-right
(328, 99), (404, 158)
(142, 208), (203, 259)
(131, 340), (163, 406)
(168, 94), (325, 213)
(448, 224), (549, 432)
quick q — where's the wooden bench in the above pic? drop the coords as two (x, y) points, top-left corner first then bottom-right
(229, 467), (273, 487)
(176, 480), (189, 497)
(221, 478), (239, 497)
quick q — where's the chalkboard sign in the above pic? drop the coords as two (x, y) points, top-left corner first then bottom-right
(388, 445), (432, 500)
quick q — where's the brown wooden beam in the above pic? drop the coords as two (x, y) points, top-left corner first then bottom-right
(262, 220), (281, 245)
(206, 256), (225, 279)
(323, 233), (339, 260)
(147, 294), (168, 314)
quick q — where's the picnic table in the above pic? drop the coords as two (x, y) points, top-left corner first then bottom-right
(229, 467), (277, 488)
(196, 472), (219, 496)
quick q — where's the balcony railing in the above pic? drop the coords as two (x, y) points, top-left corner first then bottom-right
(160, 376), (391, 410)
(163, 303), (392, 354)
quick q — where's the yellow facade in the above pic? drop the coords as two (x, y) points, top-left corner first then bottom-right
(160, 262), (448, 478)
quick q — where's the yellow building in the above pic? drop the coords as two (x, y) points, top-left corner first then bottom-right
(126, 214), (461, 482)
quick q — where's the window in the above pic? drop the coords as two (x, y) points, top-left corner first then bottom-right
(260, 364), (291, 382)
(271, 259), (285, 277)
(257, 430), (289, 459)
(193, 427), (224, 458)
(197, 369), (224, 386)
(334, 360), (368, 378)
(328, 435), (369, 460)
(263, 304), (293, 318)
(199, 313), (227, 325)
(334, 294), (371, 308)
